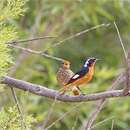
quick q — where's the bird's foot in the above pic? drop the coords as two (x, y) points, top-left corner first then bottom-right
(80, 93), (86, 96)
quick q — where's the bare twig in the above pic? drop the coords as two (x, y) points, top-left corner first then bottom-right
(43, 23), (110, 52)
(8, 44), (64, 62)
(111, 120), (114, 130)
(10, 87), (26, 129)
(80, 100), (106, 130)
(2, 76), (128, 103)
(42, 97), (58, 130)
(45, 103), (83, 130)
(71, 117), (78, 130)
(114, 22), (130, 95)
(114, 21), (127, 59)
(92, 116), (114, 129)
(8, 23), (110, 62)
(7, 36), (56, 45)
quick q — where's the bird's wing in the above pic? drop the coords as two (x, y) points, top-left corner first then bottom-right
(56, 68), (74, 86)
(66, 67), (89, 85)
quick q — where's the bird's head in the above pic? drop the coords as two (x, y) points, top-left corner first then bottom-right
(61, 60), (70, 69)
(83, 57), (98, 67)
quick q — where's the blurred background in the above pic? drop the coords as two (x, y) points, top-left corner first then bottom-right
(2, 0), (130, 130)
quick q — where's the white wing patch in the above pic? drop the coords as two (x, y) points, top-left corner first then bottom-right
(72, 74), (80, 79)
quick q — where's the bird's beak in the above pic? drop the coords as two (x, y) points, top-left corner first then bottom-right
(96, 58), (102, 61)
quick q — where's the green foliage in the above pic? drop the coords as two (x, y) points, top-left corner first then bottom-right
(0, 25), (16, 77)
(0, 0), (26, 77)
(0, 106), (36, 130)
(0, 0), (27, 21)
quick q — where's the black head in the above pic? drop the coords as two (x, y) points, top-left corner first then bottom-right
(83, 57), (97, 67)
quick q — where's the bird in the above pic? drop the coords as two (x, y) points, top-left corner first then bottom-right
(56, 60), (80, 95)
(63, 57), (98, 94)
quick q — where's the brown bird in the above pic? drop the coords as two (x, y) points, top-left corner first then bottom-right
(56, 60), (79, 95)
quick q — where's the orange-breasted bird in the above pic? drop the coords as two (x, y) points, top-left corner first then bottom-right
(63, 57), (98, 94)
(56, 60), (80, 95)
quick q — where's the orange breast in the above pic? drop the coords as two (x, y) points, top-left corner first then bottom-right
(69, 66), (94, 87)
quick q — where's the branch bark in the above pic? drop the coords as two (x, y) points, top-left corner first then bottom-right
(8, 44), (64, 62)
(123, 50), (130, 95)
(2, 76), (129, 103)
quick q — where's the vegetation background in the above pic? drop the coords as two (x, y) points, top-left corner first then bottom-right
(1, 0), (130, 130)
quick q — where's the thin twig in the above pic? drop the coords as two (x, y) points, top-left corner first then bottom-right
(42, 96), (58, 130)
(10, 87), (26, 129)
(7, 36), (57, 45)
(81, 100), (105, 130)
(114, 21), (127, 59)
(43, 23), (110, 52)
(9, 1), (51, 75)
(8, 44), (64, 62)
(44, 103), (83, 130)
(9, 61), (27, 129)
(91, 116), (114, 129)
(71, 117), (78, 130)
(111, 120), (114, 130)
(114, 22), (130, 95)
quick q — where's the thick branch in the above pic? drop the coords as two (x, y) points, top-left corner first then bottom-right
(2, 76), (129, 102)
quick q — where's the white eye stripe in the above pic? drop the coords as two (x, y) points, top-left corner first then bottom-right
(72, 74), (80, 79)
(84, 60), (89, 67)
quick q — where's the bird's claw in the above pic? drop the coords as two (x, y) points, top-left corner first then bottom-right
(59, 91), (66, 96)
(80, 93), (86, 96)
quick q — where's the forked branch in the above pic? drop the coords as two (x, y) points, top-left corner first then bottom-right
(2, 76), (129, 102)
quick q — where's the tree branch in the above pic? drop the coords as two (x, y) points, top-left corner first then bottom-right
(8, 44), (64, 62)
(2, 76), (129, 102)
(114, 21), (127, 59)
(7, 36), (56, 45)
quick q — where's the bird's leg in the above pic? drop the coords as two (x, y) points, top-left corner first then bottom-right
(59, 86), (68, 95)
(72, 86), (80, 96)
(77, 87), (86, 95)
